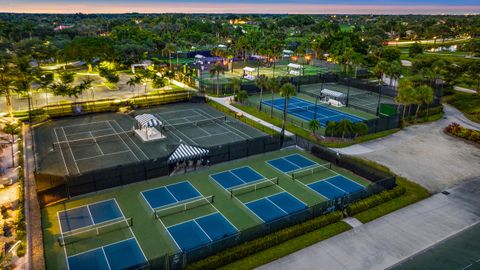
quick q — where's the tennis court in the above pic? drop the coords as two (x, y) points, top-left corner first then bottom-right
(52, 120), (149, 175)
(58, 199), (124, 234)
(67, 238), (148, 270)
(301, 82), (396, 114)
(261, 97), (364, 126)
(151, 107), (258, 146)
(57, 199), (148, 270)
(244, 192), (307, 223)
(267, 154), (318, 174)
(167, 212), (238, 251)
(210, 166), (265, 190)
(42, 149), (372, 270)
(141, 181), (202, 212)
(307, 175), (365, 200)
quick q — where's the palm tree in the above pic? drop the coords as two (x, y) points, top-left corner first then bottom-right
(386, 61), (402, 89)
(162, 43), (176, 70)
(229, 77), (241, 97)
(279, 83), (297, 145)
(308, 119), (321, 137)
(396, 78), (415, 120)
(267, 77), (280, 117)
(255, 75), (268, 110)
(210, 62), (227, 96)
(127, 75), (143, 97)
(336, 119), (354, 139)
(413, 85), (434, 122)
(36, 72), (54, 107)
(353, 122), (369, 138)
(0, 56), (16, 119)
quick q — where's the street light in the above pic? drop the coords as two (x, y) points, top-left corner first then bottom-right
(433, 36), (438, 46)
(395, 37), (400, 47)
(143, 82), (147, 94)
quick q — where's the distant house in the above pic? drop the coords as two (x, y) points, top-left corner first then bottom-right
(54, 25), (73, 31)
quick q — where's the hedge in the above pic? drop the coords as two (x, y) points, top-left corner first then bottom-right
(346, 185), (406, 216)
(187, 211), (343, 270)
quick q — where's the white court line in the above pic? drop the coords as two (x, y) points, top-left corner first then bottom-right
(194, 108), (252, 140)
(113, 200), (149, 266)
(101, 248), (112, 270)
(265, 197), (288, 215)
(74, 150), (132, 162)
(53, 128), (69, 175)
(58, 120), (111, 129)
(61, 127), (80, 174)
(110, 120), (149, 160)
(66, 128), (112, 137)
(155, 114), (197, 145)
(90, 131), (104, 155)
(105, 121), (140, 161)
(193, 220), (213, 241)
(57, 211), (71, 270)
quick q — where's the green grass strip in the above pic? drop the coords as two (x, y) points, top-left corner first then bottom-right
(218, 222), (351, 270)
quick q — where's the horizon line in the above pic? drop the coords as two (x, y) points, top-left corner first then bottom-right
(1, 3), (480, 15)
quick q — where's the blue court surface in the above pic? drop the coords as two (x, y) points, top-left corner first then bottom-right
(267, 154), (318, 174)
(308, 175), (365, 200)
(261, 97), (364, 126)
(167, 212), (238, 251)
(141, 181), (201, 211)
(67, 238), (148, 270)
(210, 166), (265, 190)
(58, 199), (123, 234)
(245, 192), (307, 223)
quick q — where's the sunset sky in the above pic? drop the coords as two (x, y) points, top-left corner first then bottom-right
(1, 0), (480, 14)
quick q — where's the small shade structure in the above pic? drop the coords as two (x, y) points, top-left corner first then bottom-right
(320, 89), (346, 106)
(243, 66), (256, 80)
(168, 144), (209, 165)
(287, 63), (304, 76)
(134, 114), (162, 139)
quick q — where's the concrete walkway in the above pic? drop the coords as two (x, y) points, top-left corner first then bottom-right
(207, 96), (295, 137)
(335, 104), (480, 193)
(259, 177), (480, 270)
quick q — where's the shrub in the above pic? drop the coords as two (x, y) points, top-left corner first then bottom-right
(346, 185), (406, 216)
(16, 242), (26, 257)
(99, 67), (120, 83)
(444, 122), (480, 144)
(187, 211), (343, 270)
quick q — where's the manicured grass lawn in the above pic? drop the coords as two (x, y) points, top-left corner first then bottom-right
(218, 221), (352, 270)
(443, 92), (480, 123)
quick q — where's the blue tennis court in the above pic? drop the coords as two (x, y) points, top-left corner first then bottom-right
(210, 166), (265, 190)
(308, 175), (365, 199)
(67, 238), (148, 270)
(267, 154), (318, 174)
(245, 192), (307, 223)
(167, 212), (238, 251)
(141, 181), (201, 211)
(261, 97), (364, 126)
(58, 199), (123, 234)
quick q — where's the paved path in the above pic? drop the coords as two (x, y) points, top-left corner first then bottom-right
(207, 96), (295, 137)
(335, 104), (480, 193)
(454, 86), (477, 94)
(259, 177), (480, 270)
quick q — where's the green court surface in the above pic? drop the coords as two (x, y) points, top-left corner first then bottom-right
(42, 148), (371, 270)
(392, 223), (480, 270)
(34, 102), (265, 180)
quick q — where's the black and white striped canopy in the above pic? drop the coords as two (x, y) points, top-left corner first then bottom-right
(168, 144), (209, 164)
(134, 114), (162, 128)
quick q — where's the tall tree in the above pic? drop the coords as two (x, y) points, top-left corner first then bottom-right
(413, 85), (434, 122)
(229, 77), (241, 97)
(162, 43), (176, 69)
(0, 52), (15, 118)
(279, 82), (296, 145)
(255, 75), (268, 111)
(396, 78), (415, 120)
(267, 77), (280, 117)
(308, 119), (320, 137)
(209, 62), (227, 96)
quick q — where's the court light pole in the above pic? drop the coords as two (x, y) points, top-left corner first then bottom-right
(376, 84), (382, 116)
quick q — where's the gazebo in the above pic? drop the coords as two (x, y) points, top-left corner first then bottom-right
(134, 114), (163, 141)
(131, 60), (153, 74)
(168, 144), (209, 165)
(287, 63), (304, 76)
(243, 67), (256, 80)
(320, 89), (345, 107)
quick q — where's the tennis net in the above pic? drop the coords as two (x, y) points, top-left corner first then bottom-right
(291, 163), (332, 180)
(163, 116), (226, 131)
(289, 105), (316, 113)
(53, 130), (134, 150)
(230, 177), (279, 198)
(154, 195), (214, 219)
(58, 217), (133, 246)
